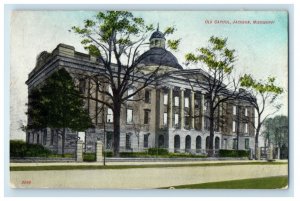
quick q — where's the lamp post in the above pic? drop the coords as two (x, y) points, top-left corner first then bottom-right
(102, 105), (106, 166)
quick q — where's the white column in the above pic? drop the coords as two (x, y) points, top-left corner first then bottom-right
(168, 87), (173, 129)
(76, 140), (83, 162)
(190, 91), (195, 129)
(201, 93), (205, 131)
(168, 133), (174, 153)
(180, 88), (185, 129)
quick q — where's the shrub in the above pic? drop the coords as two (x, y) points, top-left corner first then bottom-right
(147, 148), (169, 155)
(83, 153), (96, 162)
(104, 151), (113, 157)
(219, 149), (249, 157)
(120, 152), (149, 158)
(10, 140), (51, 157)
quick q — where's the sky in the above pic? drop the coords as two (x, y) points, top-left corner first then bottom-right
(10, 11), (288, 140)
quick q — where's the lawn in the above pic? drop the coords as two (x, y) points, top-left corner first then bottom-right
(162, 176), (288, 189)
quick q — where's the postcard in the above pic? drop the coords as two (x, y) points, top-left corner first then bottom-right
(9, 10), (288, 189)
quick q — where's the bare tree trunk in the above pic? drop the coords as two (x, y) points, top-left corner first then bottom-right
(113, 105), (121, 157)
(255, 118), (261, 160)
(208, 101), (214, 157)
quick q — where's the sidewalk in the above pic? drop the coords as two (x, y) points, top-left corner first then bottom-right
(10, 159), (288, 167)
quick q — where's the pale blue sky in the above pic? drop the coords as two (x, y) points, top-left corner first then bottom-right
(10, 11), (288, 140)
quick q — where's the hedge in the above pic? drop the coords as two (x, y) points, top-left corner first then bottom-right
(83, 153), (96, 162)
(218, 149), (249, 157)
(147, 148), (169, 155)
(10, 140), (51, 157)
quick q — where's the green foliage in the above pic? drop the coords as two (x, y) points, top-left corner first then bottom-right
(108, 151), (206, 158)
(83, 153), (96, 162)
(185, 36), (235, 73)
(26, 88), (48, 130)
(240, 74), (283, 94)
(104, 151), (113, 157)
(147, 148), (169, 155)
(164, 26), (175, 36)
(10, 140), (51, 157)
(218, 149), (249, 157)
(32, 68), (92, 131)
(162, 176), (288, 189)
(167, 39), (181, 51)
(72, 11), (148, 47)
(263, 115), (288, 147)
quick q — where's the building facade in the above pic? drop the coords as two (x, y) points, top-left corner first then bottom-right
(26, 30), (255, 155)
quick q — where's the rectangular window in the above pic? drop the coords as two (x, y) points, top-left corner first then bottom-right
(145, 90), (151, 103)
(184, 97), (189, 108)
(127, 109), (133, 123)
(163, 93), (168, 105)
(245, 138), (250, 149)
(232, 121), (236, 132)
(126, 133), (131, 149)
(245, 123), (248, 133)
(163, 113), (168, 125)
(128, 88), (134, 100)
(245, 108), (248, 116)
(233, 105), (237, 115)
(174, 96), (179, 106)
(107, 108), (113, 123)
(144, 109), (150, 124)
(174, 113), (179, 126)
(144, 134), (149, 148)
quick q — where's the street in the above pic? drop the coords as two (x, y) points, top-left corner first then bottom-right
(10, 162), (288, 189)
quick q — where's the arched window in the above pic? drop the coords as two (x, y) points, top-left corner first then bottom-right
(215, 137), (220, 150)
(196, 136), (202, 150)
(185, 135), (191, 152)
(174, 135), (180, 151)
(158, 135), (164, 148)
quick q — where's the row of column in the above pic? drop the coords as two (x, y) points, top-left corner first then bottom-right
(166, 87), (205, 130)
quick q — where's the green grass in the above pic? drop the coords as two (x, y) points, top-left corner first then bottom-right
(10, 161), (287, 171)
(161, 176), (288, 189)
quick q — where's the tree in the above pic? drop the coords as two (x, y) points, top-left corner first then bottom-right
(27, 68), (92, 155)
(240, 74), (283, 159)
(185, 36), (240, 156)
(262, 115), (288, 149)
(71, 11), (179, 156)
(26, 88), (48, 131)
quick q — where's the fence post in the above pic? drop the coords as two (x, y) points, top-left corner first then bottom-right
(76, 140), (83, 162)
(96, 141), (103, 163)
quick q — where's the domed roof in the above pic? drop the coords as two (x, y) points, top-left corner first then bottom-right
(136, 47), (183, 70)
(150, 30), (165, 40)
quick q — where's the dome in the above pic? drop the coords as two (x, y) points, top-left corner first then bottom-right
(150, 30), (165, 40)
(136, 47), (183, 70)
